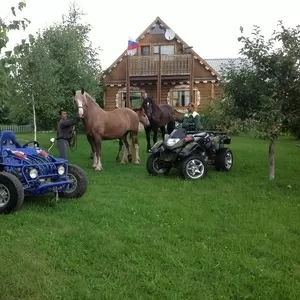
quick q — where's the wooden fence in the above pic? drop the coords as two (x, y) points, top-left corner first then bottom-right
(0, 124), (33, 133)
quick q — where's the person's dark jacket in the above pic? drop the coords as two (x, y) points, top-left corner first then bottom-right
(57, 117), (80, 141)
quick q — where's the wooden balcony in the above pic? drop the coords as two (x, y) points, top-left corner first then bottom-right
(129, 54), (191, 77)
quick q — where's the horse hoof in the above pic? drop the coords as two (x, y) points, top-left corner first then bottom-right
(134, 161), (140, 165)
(94, 167), (103, 171)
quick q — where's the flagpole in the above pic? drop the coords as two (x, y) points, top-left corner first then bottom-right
(126, 54), (130, 108)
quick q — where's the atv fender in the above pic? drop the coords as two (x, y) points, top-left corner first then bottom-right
(150, 141), (164, 153)
(180, 142), (202, 157)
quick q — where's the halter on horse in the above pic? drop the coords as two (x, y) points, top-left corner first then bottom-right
(141, 96), (176, 152)
(72, 88), (146, 171)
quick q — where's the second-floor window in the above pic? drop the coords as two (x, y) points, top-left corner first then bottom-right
(154, 45), (175, 56)
(141, 46), (150, 56)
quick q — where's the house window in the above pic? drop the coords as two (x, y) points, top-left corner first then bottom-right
(121, 92), (142, 108)
(153, 45), (175, 55)
(141, 45), (150, 56)
(172, 90), (190, 107)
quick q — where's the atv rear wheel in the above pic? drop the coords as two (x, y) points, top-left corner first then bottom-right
(179, 155), (208, 180)
(146, 152), (171, 176)
(59, 164), (88, 198)
(0, 172), (24, 214)
(215, 148), (233, 171)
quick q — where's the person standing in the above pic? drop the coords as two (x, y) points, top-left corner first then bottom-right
(56, 109), (81, 159)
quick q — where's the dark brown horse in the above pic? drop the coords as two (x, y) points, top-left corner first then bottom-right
(141, 96), (176, 152)
(72, 88), (147, 171)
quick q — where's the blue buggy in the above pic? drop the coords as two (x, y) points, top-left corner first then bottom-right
(0, 131), (87, 214)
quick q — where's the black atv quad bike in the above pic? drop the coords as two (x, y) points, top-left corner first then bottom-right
(146, 128), (233, 180)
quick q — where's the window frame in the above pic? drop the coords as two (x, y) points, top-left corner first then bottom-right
(153, 45), (175, 56)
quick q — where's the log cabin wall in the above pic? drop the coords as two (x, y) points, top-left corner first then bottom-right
(101, 17), (224, 112)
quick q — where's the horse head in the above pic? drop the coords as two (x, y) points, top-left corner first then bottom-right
(132, 107), (150, 127)
(141, 96), (155, 120)
(72, 88), (87, 118)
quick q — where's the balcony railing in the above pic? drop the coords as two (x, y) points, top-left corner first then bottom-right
(129, 54), (191, 77)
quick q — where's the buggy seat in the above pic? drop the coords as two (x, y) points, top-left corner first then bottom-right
(0, 131), (22, 151)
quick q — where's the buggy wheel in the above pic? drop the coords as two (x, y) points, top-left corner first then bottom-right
(215, 148), (233, 171)
(0, 172), (24, 214)
(146, 152), (171, 176)
(59, 164), (88, 198)
(179, 155), (208, 180)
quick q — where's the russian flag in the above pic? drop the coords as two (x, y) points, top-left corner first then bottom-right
(127, 37), (139, 55)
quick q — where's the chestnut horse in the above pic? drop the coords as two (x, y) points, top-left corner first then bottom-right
(141, 96), (176, 152)
(72, 88), (147, 171)
(89, 107), (150, 162)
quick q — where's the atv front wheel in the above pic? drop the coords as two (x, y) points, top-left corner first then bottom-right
(215, 148), (233, 171)
(0, 172), (24, 214)
(59, 164), (88, 198)
(146, 152), (171, 176)
(179, 155), (208, 180)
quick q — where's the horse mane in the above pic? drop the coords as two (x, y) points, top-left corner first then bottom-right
(83, 91), (100, 107)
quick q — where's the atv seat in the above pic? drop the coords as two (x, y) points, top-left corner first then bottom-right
(194, 132), (207, 137)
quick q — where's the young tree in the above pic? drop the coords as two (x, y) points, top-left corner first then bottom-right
(222, 22), (300, 180)
(10, 34), (61, 133)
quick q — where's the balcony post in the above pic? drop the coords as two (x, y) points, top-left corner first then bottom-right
(157, 47), (162, 104)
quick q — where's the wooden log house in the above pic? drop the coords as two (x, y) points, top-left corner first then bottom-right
(100, 16), (224, 112)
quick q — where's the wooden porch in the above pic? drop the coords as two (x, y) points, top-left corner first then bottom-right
(129, 54), (191, 77)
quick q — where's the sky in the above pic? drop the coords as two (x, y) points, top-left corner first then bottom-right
(1, 0), (299, 70)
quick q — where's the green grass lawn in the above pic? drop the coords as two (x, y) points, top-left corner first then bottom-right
(0, 132), (299, 300)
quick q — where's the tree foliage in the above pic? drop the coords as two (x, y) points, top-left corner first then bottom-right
(0, 1), (30, 123)
(8, 2), (103, 129)
(203, 21), (300, 179)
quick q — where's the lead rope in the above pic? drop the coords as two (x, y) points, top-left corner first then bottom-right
(69, 125), (77, 152)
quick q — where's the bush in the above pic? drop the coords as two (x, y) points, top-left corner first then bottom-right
(200, 98), (246, 135)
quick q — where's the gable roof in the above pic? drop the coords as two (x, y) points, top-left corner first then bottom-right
(101, 16), (222, 81)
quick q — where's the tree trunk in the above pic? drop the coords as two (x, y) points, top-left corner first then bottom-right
(32, 93), (37, 141)
(269, 136), (275, 180)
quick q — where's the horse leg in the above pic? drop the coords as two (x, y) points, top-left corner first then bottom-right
(145, 126), (152, 152)
(116, 138), (123, 162)
(167, 120), (176, 134)
(160, 126), (166, 141)
(94, 136), (103, 171)
(87, 135), (96, 167)
(125, 132), (133, 163)
(120, 134), (130, 164)
(153, 127), (158, 145)
(131, 131), (140, 164)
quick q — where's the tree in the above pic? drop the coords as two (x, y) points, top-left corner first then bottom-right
(42, 1), (103, 112)
(9, 2), (103, 129)
(0, 1), (30, 123)
(222, 22), (300, 180)
(10, 34), (61, 132)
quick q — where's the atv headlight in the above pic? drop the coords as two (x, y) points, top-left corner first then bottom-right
(29, 168), (38, 179)
(166, 138), (180, 147)
(57, 165), (65, 175)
